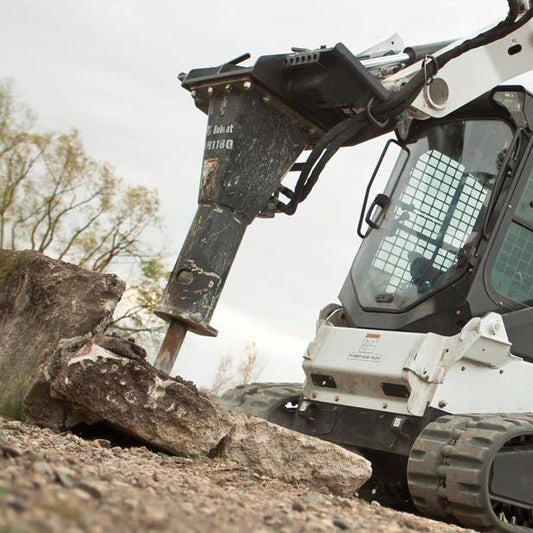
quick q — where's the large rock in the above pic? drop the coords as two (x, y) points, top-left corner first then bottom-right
(40, 335), (234, 457)
(0, 250), (125, 419)
(32, 337), (371, 495)
(219, 415), (371, 496)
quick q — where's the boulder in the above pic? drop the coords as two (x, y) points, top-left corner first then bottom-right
(43, 336), (234, 457)
(218, 415), (371, 496)
(0, 250), (124, 419)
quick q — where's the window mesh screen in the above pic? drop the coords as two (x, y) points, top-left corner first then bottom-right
(372, 150), (486, 292)
(492, 223), (533, 304)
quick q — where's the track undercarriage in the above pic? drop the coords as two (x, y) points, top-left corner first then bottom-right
(220, 384), (533, 532)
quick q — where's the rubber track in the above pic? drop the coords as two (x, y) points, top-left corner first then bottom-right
(218, 382), (302, 420)
(408, 413), (533, 532)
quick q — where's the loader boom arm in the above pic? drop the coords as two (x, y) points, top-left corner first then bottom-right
(385, 12), (533, 119)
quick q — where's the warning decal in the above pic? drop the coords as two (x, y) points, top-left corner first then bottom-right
(348, 333), (382, 362)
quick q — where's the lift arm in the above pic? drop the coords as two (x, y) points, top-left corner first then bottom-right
(385, 8), (533, 118)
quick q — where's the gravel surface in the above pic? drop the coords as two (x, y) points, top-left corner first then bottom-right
(0, 416), (473, 533)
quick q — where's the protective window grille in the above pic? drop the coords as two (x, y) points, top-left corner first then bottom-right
(492, 223), (533, 304)
(372, 150), (486, 292)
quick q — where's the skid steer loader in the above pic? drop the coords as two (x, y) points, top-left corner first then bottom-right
(153, 2), (533, 530)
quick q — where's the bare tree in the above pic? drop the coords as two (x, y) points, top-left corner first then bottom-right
(0, 78), (168, 343)
(238, 341), (265, 384)
(208, 341), (266, 396)
(209, 355), (235, 397)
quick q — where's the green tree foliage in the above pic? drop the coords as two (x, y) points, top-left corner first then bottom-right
(0, 78), (167, 343)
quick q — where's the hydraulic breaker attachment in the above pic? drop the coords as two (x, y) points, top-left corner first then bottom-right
(154, 76), (314, 372)
(154, 42), (399, 373)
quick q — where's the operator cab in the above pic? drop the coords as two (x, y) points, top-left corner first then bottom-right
(340, 86), (533, 358)
(354, 119), (512, 311)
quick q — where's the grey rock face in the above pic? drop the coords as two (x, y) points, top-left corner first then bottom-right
(48, 337), (234, 457)
(217, 415), (372, 497)
(0, 250), (125, 419)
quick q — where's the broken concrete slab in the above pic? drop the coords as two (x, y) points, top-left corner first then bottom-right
(0, 250), (125, 419)
(26, 337), (371, 495)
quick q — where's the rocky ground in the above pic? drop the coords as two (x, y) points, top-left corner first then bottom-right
(0, 251), (474, 532)
(0, 417), (473, 533)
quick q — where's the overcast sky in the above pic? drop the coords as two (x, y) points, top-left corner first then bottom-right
(2, 0), (531, 387)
